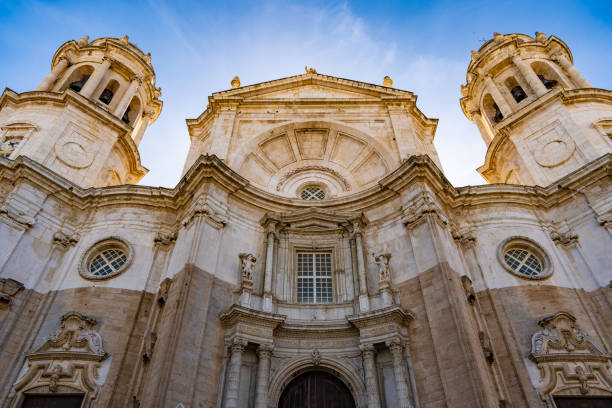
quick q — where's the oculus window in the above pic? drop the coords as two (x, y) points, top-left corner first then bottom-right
(498, 237), (552, 280)
(297, 252), (333, 303)
(80, 238), (132, 280)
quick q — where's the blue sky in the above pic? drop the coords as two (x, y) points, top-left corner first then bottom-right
(1, 0), (610, 187)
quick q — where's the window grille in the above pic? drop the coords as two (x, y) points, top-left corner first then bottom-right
(297, 252), (333, 303)
(300, 186), (325, 200)
(504, 248), (543, 278)
(89, 248), (128, 277)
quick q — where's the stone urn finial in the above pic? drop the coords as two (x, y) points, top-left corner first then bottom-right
(231, 76), (241, 88)
(383, 76), (393, 87)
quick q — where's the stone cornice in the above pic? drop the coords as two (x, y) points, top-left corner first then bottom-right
(0, 88), (148, 181)
(219, 305), (286, 328)
(0, 153), (609, 227)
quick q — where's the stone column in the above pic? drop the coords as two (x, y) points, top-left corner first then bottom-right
(360, 344), (381, 408)
(254, 344), (273, 408)
(353, 223), (370, 312)
(483, 75), (512, 117)
(552, 53), (592, 88)
(80, 57), (112, 98)
(511, 53), (548, 97)
(131, 110), (153, 146)
(36, 57), (69, 91)
(470, 110), (495, 144)
(263, 223), (276, 312)
(223, 338), (248, 408)
(113, 76), (141, 118)
(387, 338), (411, 408)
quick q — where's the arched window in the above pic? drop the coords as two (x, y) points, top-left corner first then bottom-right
(482, 94), (503, 124)
(531, 61), (563, 90)
(60, 65), (94, 93)
(505, 77), (527, 103)
(121, 96), (141, 126)
(98, 79), (119, 105)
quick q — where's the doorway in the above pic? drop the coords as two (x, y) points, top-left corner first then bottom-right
(279, 370), (355, 408)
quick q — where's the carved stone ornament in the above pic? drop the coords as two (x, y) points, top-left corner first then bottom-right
(53, 230), (80, 249)
(529, 311), (612, 397)
(311, 349), (322, 366)
(238, 253), (256, 284)
(401, 192), (448, 228)
(6, 312), (109, 407)
(0, 278), (24, 309)
(460, 275), (477, 305)
(372, 253), (392, 286)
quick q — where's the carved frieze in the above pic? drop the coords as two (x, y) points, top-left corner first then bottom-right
(529, 311), (612, 397)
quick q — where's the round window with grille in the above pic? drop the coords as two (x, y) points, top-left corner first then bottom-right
(80, 238), (132, 280)
(497, 237), (551, 280)
(300, 185), (326, 200)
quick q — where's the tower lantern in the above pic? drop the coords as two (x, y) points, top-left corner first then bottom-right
(0, 35), (162, 187)
(460, 32), (612, 186)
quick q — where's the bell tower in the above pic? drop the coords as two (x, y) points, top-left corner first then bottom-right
(460, 32), (612, 186)
(0, 35), (162, 187)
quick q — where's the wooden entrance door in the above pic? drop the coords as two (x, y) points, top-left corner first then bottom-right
(553, 396), (612, 407)
(21, 394), (84, 408)
(279, 371), (355, 408)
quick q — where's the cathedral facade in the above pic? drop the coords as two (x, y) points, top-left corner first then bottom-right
(0, 32), (610, 408)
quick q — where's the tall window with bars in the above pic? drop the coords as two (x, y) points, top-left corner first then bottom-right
(296, 252), (333, 303)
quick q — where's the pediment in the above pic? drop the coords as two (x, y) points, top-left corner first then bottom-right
(261, 208), (366, 233)
(244, 84), (378, 100)
(212, 73), (415, 102)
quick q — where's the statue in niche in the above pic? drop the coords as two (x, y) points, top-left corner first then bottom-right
(373, 253), (392, 284)
(238, 253), (256, 283)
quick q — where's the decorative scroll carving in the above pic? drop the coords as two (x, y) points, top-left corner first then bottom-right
(53, 231), (80, 249)
(549, 229), (579, 246)
(401, 192), (448, 228)
(182, 199), (227, 229)
(311, 349), (321, 366)
(0, 278), (24, 309)
(451, 228), (476, 247)
(154, 231), (177, 246)
(529, 311), (612, 397)
(6, 312), (109, 407)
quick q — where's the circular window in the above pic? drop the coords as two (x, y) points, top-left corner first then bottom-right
(300, 185), (326, 200)
(80, 238), (132, 280)
(497, 237), (551, 280)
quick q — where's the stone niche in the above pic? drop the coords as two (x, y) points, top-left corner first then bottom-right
(6, 312), (110, 408)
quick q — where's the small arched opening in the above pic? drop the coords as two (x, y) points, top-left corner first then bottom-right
(482, 93), (503, 124)
(60, 65), (94, 93)
(121, 96), (141, 126)
(98, 79), (119, 105)
(278, 370), (356, 408)
(531, 61), (564, 90)
(504, 77), (528, 103)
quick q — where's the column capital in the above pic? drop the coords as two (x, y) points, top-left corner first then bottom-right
(229, 337), (248, 353)
(360, 343), (375, 355)
(101, 56), (114, 66)
(257, 344), (274, 358)
(131, 74), (144, 84)
(386, 337), (404, 353)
